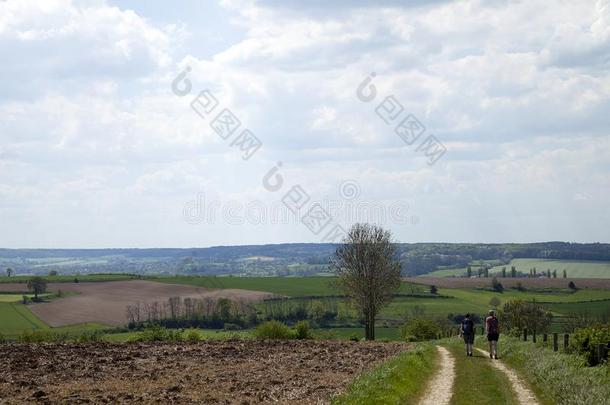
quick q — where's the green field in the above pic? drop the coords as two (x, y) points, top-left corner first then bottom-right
(152, 276), (428, 297)
(2, 276), (610, 340)
(0, 302), (48, 334)
(0, 293), (52, 302)
(489, 258), (610, 278)
(421, 259), (610, 279)
(421, 267), (468, 278)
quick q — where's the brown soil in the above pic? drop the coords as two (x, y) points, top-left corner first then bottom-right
(0, 340), (407, 404)
(0, 280), (273, 327)
(407, 277), (610, 289)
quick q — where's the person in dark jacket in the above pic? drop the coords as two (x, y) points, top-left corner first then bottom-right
(460, 313), (475, 356)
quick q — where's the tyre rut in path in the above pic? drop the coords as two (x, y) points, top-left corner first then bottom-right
(475, 348), (540, 405)
(418, 346), (455, 405)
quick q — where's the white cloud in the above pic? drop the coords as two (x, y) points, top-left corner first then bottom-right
(0, 0), (609, 247)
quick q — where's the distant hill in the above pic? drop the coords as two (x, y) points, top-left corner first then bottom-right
(1, 242), (609, 277)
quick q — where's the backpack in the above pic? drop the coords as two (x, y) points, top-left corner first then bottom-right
(462, 318), (474, 334)
(487, 316), (499, 334)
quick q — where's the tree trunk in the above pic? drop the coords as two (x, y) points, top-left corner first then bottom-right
(364, 311), (375, 340)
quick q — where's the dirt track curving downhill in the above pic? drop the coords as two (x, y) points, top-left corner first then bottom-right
(0, 340), (408, 404)
(0, 280), (273, 327)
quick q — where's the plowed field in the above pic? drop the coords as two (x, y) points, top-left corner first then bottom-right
(0, 340), (407, 404)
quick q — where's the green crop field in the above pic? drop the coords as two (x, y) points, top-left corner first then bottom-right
(2, 276), (609, 340)
(0, 293), (50, 303)
(420, 267), (468, 278)
(152, 276), (428, 297)
(0, 302), (48, 334)
(420, 259), (610, 278)
(152, 276), (338, 296)
(488, 259), (610, 278)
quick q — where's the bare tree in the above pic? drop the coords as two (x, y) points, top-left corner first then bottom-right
(331, 223), (401, 340)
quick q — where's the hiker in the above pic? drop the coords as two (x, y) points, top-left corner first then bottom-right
(460, 313), (475, 356)
(485, 310), (500, 359)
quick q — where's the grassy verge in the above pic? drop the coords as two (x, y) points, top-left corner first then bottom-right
(445, 337), (519, 405)
(477, 337), (610, 405)
(332, 343), (436, 405)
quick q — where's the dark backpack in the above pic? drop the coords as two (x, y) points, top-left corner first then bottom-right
(462, 318), (474, 334)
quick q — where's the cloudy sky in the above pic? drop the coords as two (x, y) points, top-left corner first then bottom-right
(1, 0), (609, 248)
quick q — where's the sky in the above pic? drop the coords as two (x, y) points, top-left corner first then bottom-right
(0, 0), (609, 248)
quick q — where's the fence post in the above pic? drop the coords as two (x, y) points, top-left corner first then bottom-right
(523, 328), (528, 341)
(543, 333), (547, 343)
(564, 334), (569, 351)
(533, 330), (537, 343)
(553, 333), (558, 352)
(596, 344), (604, 364)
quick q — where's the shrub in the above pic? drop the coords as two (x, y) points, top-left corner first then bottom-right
(254, 320), (293, 340)
(294, 320), (313, 340)
(184, 328), (203, 342)
(569, 324), (610, 366)
(74, 330), (103, 343)
(491, 277), (504, 293)
(401, 318), (441, 342)
(349, 333), (360, 342)
(0, 332), (5, 344)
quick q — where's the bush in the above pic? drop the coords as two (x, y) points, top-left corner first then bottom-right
(74, 330), (103, 343)
(0, 332), (5, 344)
(254, 320), (293, 340)
(349, 333), (360, 342)
(491, 277), (504, 293)
(184, 328), (203, 342)
(569, 324), (610, 366)
(294, 320), (313, 340)
(401, 318), (441, 342)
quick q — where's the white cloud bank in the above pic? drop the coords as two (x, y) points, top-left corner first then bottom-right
(0, 0), (609, 247)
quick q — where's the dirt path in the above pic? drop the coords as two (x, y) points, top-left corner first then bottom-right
(475, 348), (540, 405)
(419, 346), (455, 405)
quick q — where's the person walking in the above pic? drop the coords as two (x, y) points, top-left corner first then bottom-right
(485, 310), (500, 359)
(460, 313), (475, 356)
